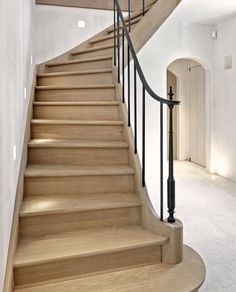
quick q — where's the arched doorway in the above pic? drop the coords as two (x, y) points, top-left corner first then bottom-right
(167, 58), (206, 167)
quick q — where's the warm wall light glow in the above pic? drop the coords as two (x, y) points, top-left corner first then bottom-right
(78, 20), (86, 28)
(214, 152), (230, 178)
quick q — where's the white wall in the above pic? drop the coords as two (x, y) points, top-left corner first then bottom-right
(35, 5), (113, 64)
(0, 0), (36, 290)
(213, 16), (236, 181)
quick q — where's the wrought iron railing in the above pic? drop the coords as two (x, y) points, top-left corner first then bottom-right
(113, 0), (180, 223)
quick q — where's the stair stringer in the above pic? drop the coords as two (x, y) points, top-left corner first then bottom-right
(113, 66), (183, 265)
(129, 0), (182, 55)
(37, 4), (155, 74)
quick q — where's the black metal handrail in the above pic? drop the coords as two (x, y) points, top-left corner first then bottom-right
(114, 0), (180, 106)
(113, 0), (180, 223)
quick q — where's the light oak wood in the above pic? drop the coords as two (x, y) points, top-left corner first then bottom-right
(28, 139), (129, 165)
(24, 165), (135, 196)
(89, 33), (123, 47)
(24, 164), (135, 177)
(35, 0), (155, 12)
(33, 101), (120, 120)
(19, 206), (141, 238)
(14, 226), (166, 287)
(15, 226), (166, 267)
(37, 69), (113, 86)
(71, 44), (114, 59)
(130, 0), (181, 54)
(20, 193), (141, 238)
(14, 245), (205, 292)
(31, 119), (124, 140)
(35, 85), (116, 102)
(107, 15), (143, 34)
(20, 193), (141, 217)
(45, 55), (112, 73)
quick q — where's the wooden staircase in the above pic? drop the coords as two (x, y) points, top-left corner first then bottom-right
(12, 4), (205, 292)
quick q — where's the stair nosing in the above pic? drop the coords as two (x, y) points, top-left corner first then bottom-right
(20, 199), (141, 218)
(35, 84), (115, 90)
(14, 238), (167, 268)
(31, 119), (123, 125)
(28, 139), (128, 149)
(46, 55), (113, 67)
(107, 17), (141, 33)
(71, 44), (114, 56)
(33, 101), (120, 106)
(89, 33), (122, 44)
(24, 165), (134, 178)
(37, 69), (112, 78)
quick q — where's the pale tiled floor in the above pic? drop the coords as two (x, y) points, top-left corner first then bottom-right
(175, 161), (236, 292)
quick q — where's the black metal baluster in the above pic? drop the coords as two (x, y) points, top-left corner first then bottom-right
(134, 64), (137, 154)
(127, 45), (131, 126)
(160, 102), (164, 221)
(113, 1), (117, 66)
(122, 28), (125, 103)
(142, 85), (146, 187)
(167, 86), (176, 223)
(117, 9), (120, 83)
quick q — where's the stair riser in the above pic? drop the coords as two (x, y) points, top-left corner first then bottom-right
(31, 124), (124, 140)
(90, 38), (114, 47)
(71, 48), (113, 60)
(108, 23), (137, 34)
(35, 88), (116, 102)
(14, 245), (161, 287)
(45, 59), (112, 73)
(28, 147), (129, 165)
(33, 105), (120, 121)
(37, 73), (113, 86)
(20, 207), (141, 239)
(25, 175), (134, 196)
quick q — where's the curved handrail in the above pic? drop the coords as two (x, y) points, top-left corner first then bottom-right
(114, 0), (180, 106)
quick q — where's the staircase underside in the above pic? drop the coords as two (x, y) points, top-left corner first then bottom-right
(35, 0), (155, 12)
(11, 3), (205, 292)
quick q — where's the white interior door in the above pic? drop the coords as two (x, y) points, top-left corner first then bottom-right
(189, 66), (206, 167)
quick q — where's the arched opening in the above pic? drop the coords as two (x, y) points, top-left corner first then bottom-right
(167, 58), (207, 167)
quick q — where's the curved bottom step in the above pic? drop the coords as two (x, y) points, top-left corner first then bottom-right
(15, 245), (205, 292)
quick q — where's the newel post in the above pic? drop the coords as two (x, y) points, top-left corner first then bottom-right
(167, 86), (176, 223)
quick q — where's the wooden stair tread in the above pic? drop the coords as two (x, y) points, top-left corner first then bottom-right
(14, 246), (204, 292)
(31, 119), (123, 125)
(28, 139), (128, 148)
(46, 55), (112, 67)
(71, 44), (114, 56)
(37, 69), (112, 77)
(89, 33), (122, 44)
(33, 101), (119, 106)
(14, 226), (167, 267)
(24, 164), (135, 177)
(20, 193), (141, 217)
(107, 16), (141, 33)
(35, 84), (115, 90)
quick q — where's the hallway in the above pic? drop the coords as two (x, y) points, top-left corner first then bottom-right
(175, 161), (236, 291)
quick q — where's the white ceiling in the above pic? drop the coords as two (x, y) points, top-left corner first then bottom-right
(173, 0), (236, 26)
